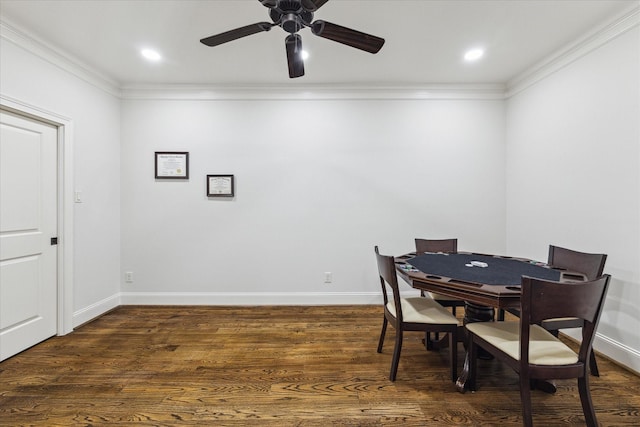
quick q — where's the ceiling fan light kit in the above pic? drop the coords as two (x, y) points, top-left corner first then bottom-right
(200, 0), (385, 78)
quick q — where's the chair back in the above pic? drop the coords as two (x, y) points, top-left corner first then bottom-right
(519, 275), (611, 365)
(415, 238), (457, 254)
(374, 246), (403, 322)
(548, 245), (607, 280)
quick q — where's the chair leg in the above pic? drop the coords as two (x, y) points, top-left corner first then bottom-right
(426, 332), (439, 351)
(578, 376), (598, 427)
(467, 336), (478, 391)
(377, 317), (387, 353)
(589, 351), (600, 377)
(389, 328), (403, 382)
(449, 329), (457, 382)
(425, 332), (433, 350)
(519, 373), (534, 427)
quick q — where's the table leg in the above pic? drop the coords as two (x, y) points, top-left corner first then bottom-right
(456, 349), (472, 393)
(532, 379), (557, 394)
(424, 332), (450, 351)
(455, 302), (495, 392)
(463, 302), (494, 360)
(463, 302), (495, 323)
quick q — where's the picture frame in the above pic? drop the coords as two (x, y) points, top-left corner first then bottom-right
(207, 174), (234, 197)
(155, 152), (189, 179)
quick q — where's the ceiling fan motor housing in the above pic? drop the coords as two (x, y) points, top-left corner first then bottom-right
(270, 1), (314, 34)
(281, 13), (303, 33)
(278, 0), (304, 12)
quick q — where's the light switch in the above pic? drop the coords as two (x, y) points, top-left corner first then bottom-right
(74, 191), (82, 203)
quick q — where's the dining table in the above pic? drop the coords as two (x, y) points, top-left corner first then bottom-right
(394, 251), (586, 392)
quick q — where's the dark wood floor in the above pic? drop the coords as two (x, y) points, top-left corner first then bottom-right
(1, 306), (639, 426)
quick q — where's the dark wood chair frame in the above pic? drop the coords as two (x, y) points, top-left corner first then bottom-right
(414, 238), (464, 349)
(505, 245), (607, 376)
(414, 238), (465, 316)
(467, 274), (611, 427)
(544, 245), (607, 376)
(375, 246), (459, 382)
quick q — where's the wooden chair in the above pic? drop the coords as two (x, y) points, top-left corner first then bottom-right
(466, 274), (611, 427)
(507, 245), (607, 376)
(414, 238), (465, 316)
(375, 246), (459, 382)
(544, 245), (607, 376)
(547, 245), (607, 281)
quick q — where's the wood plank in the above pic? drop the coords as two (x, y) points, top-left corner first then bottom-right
(0, 305), (638, 426)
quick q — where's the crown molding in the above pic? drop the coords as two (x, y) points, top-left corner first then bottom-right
(2, 3), (637, 102)
(506, 3), (640, 98)
(0, 18), (121, 98)
(119, 83), (506, 101)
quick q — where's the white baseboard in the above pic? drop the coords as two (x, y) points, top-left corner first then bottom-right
(595, 333), (640, 375)
(563, 329), (640, 375)
(119, 291), (381, 306)
(72, 293), (121, 329)
(70, 291), (400, 330)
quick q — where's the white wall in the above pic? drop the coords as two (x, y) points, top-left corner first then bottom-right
(3, 8), (638, 373)
(0, 37), (122, 326)
(505, 27), (640, 371)
(120, 97), (505, 304)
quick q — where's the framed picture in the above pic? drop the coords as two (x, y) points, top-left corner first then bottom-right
(155, 152), (189, 179)
(207, 174), (234, 197)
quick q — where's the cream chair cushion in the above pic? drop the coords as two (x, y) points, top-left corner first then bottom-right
(387, 297), (459, 325)
(542, 316), (580, 324)
(427, 292), (460, 302)
(466, 321), (578, 365)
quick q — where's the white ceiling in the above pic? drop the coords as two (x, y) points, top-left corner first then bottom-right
(0, 0), (635, 87)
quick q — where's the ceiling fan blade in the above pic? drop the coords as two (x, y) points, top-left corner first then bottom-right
(301, 0), (330, 11)
(311, 20), (385, 53)
(285, 34), (305, 78)
(200, 22), (274, 47)
(259, 0), (278, 8)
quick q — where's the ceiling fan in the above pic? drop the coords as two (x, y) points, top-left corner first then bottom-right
(200, 0), (385, 78)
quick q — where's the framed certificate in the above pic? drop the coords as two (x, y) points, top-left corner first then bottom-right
(207, 174), (234, 197)
(155, 152), (189, 179)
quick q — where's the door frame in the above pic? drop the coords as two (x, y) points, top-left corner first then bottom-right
(1, 95), (74, 335)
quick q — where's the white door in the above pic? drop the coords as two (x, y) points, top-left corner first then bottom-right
(0, 110), (58, 361)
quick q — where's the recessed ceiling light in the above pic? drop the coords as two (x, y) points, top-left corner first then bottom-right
(301, 50), (309, 60)
(141, 48), (162, 62)
(464, 48), (484, 62)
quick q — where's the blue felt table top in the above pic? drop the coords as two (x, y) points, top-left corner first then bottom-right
(407, 253), (561, 286)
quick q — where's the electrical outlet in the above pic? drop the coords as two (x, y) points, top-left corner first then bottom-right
(324, 272), (332, 283)
(125, 272), (134, 283)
